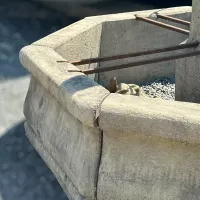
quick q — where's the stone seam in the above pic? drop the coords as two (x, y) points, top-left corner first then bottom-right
(24, 75), (111, 200)
(94, 93), (112, 200)
(94, 130), (103, 200)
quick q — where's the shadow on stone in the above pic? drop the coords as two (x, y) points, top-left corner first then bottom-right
(61, 74), (102, 95)
(0, 121), (68, 200)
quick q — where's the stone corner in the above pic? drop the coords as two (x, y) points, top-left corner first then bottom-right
(20, 44), (110, 128)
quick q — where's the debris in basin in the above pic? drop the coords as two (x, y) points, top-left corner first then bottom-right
(141, 77), (175, 100)
(109, 77), (175, 100)
(109, 77), (147, 97)
(116, 83), (147, 96)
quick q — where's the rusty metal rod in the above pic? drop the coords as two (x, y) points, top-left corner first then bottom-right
(135, 16), (190, 35)
(156, 13), (190, 26)
(66, 41), (199, 66)
(71, 50), (200, 75)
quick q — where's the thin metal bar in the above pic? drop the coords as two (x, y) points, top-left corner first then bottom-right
(72, 50), (200, 75)
(156, 13), (190, 26)
(135, 16), (190, 35)
(65, 42), (199, 66)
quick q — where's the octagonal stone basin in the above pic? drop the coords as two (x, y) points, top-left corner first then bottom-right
(20, 6), (200, 200)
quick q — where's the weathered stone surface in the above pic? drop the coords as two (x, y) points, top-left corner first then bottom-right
(33, 19), (103, 81)
(99, 93), (200, 144)
(20, 5), (200, 200)
(98, 7), (191, 87)
(98, 93), (200, 200)
(24, 122), (84, 200)
(24, 77), (102, 200)
(175, 45), (200, 103)
(190, 0), (200, 41)
(56, 23), (102, 81)
(20, 45), (109, 127)
(175, 0), (200, 103)
(31, 6), (191, 86)
(97, 131), (200, 200)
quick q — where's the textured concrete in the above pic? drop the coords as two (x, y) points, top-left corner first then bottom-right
(24, 77), (102, 200)
(97, 132), (200, 200)
(33, 19), (103, 80)
(175, 0), (200, 103)
(31, 6), (191, 87)
(189, 0), (200, 41)
(99, 93), (200, 144)
(24, 122), (85, 200)
(20, 45), (109, 127)
(99, 7), (191, 87)
(33, 6), (191, 88)
(98, 94), (200, 200)
(56, 23), (102, 81)
(20, 5), (200, 200)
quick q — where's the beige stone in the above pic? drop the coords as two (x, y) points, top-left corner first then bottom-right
(24, 122), (84, 200)
(175, 0), (200, 103)
(97, 8), (191, 87)
(20, 5), (200, 200)
(99, 94), (200, 144)
(32, 7), (191, 85)
(97, 131), (200, 200)
(20, 45), (109, 127)
(24, 77), (102, 199)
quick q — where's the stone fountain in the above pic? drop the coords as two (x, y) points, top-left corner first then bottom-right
(20, 1), (200, 199)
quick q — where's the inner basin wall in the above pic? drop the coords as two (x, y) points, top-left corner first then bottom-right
(98, 9), (191, 88)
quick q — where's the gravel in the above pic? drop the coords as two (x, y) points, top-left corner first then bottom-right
(141, 77), (175, 100)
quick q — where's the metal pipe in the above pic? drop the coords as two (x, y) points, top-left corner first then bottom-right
(71, 50), (200, 75)
(156, 13), (190, 26)
(65, 41), (198, 65)
(135, 16), (190, 35)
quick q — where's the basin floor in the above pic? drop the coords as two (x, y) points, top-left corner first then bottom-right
(141, 76), (175, 100)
